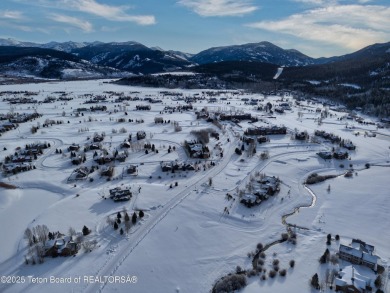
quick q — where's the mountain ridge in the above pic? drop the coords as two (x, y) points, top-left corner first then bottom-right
(0, 38), (389, 83)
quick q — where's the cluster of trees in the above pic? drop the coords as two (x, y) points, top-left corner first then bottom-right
(116, 74), (231, 90)
(289, 86), (390, 118)
(190, 129), (214, 144)
(24, 225), (50, 248)
(111, 210), (144, 235)
(213, 273), (247, 293)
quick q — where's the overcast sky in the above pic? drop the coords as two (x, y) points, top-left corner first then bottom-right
(0, 0), (389, 57)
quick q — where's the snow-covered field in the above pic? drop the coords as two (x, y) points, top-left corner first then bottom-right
(0, 79), (389, 293)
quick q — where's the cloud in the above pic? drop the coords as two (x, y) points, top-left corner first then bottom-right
(247, 5), (390, 51)
(178, 0), (258, 17)
(48, 14), (93, 32)
(62, 0), (155, 25)
(0, 10), (24, 20)
(292, 0), (337, 5)
(0, 19), (50, 34)
(12, 0), (156, 25)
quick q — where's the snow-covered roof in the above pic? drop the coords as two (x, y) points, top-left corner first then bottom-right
(335, 265), (372, 291)
(242, 194), (257, 203)
(189, 144), (203, 151)
(362, 253), (378, 265)
(340, 244), (362, 258)
(351, 239), (374, 254)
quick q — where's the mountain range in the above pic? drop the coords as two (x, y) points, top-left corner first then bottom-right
(0, 38), (389, 89)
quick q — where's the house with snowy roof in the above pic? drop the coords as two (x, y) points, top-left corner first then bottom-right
(335, 265), (374, 293)
(44, 235), (79, 257)
(338, 239), (379, 271)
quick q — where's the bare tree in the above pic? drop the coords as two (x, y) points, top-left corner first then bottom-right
(124, 220), (131, 234)
(68, 227), (76, 238)
(24, 228), (34, 247)
(82, 240), (97, 252)
(32, 224), (49, 245)
(35, 243), (45, 263)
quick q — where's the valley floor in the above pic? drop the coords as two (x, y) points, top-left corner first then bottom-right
(0, 80), (389, 293)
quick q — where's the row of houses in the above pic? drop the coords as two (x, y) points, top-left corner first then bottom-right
(244, 126), (287, 136)
(317, 150), (349, 160)
(143, 97), (162, 103)
(2, 142), (49, 174)
(2, 162), (34, 174)
(163, 104), (193, 113)
(9, 112), (41, 123)
(219, 113), (252, 121)
(135, 105), (151, 111)
(5, 97), (38, 104)
(114, 96), (140, 102)
(83, 95), (107, 103)
(0, 121), (17, 135)
(242, 136), (268, 144)
(93, 152), (128, 165)
(160, 161), (196, 172)
(315, 130), (341, 143)
(240, 176), (280, 208)
(109, 187), (132, 202)
(90, 105), (107, 112)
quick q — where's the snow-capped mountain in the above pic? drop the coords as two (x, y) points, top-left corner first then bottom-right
(70, 42), (193, 74)
(0, 38), (389, 80)
(190, 41), (315, 66)
(0, 46), (126, 79)
(40, 41), (90, 53)
(0, 38), (39, 48)
(0, 38), (95, 52)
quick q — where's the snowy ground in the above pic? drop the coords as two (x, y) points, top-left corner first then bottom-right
(0, 80), (389, 293)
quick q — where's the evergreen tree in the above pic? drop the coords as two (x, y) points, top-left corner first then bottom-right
(120, 228), (124, 235)
(114, 222), (118, 230)
(117, 212), (122, 219)
(124, 212), (130, 222)
(139, 210), (144, 218)
(326, 233), (332, 245)
(132, 212), (137, 224)
(319, 248), (330, 264)
(374, 275), (382, 288)
(311, 273), (319, 289)
(82, 225), (90, 236)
